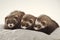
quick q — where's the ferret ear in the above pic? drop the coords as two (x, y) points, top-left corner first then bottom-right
(5, 16), (8, 20)
(14, 16), (18, 19)
(5, 16), (9, 23)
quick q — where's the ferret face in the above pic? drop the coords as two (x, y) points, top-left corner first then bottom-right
(21, 19), (33, 29)
(34, 19), (46, 30)
(21, 15), (35, 29)
(5, 16), (18, 28)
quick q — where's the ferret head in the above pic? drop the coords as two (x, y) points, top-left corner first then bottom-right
(5, 15), (18, 28)
(34, 18), (47, 30)
(11, 10), (25, 18)
(21, 14), (36, 29)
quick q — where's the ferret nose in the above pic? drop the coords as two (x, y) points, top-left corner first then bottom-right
(34, 25), (38, 27)
(8, 23), (14, 28)
(10, 24), (12, 26)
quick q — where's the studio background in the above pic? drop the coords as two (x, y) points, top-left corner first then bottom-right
(0, 0), (60, 26)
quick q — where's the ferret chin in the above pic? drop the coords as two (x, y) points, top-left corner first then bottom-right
(33, 15), (59, 35)
(4, 10), (25, 29)
(21, 14), (36, 30)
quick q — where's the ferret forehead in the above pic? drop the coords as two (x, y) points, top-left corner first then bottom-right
(23, 14), (29, 18)
(6, 17), (16, 21)
(35, 19), (38, 24)
(22, 16), (29, 20)
(6, 15), (15, 19)
(35, 19), (41, 24)
(23, 14), (34, 18)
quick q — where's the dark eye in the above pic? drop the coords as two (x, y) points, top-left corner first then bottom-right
(7, 21), (9, 24)
(41, 21), (46, 25)
(22, 23), (25, 26)
(12, 20), (15, 23)
(29, 19), (33, 23)
(21, 22), (25, 26)
(6, 20), (10, 23)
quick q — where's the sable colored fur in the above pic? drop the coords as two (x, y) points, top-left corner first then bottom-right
(33, 15), (59, 35)
(4, 10), (25, 29)
(21, 14), (36, 30)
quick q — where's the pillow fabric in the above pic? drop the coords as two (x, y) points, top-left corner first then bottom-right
(0, 24), (60, 40)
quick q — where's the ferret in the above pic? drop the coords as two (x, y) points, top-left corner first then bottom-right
(21, 14), (36, 30)
(33, 15), (59, 35)
(4, 11), (25, 29)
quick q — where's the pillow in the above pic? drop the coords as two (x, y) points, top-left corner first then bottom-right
(0, 24), (60, 40)
(50, 27), (60, 40)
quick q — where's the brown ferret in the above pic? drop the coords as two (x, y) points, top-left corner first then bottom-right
(4, 10), (25, 29)
(33, 15), (59, 35)
(21, 14), (36, 30)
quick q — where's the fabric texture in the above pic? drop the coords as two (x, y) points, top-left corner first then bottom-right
(0, 24), (60, 40)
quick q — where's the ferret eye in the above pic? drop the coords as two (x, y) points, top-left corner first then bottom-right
(21, 22), (25, 26)
(41, 21), (46, 25)
(22, 24), (25, 26)
(29, 20), (33, 23)
(14, 17), (18, 19)
(12, 20), (15, 23)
